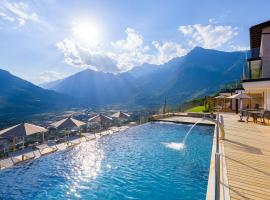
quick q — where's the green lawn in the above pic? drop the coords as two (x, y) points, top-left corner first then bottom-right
(186, 105), (207, 113)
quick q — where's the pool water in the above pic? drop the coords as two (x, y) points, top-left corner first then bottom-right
(0, 122), (213, 200)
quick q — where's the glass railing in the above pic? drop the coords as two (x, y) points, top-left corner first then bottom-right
(249, 59), (262, 79)
(243, 48), (262, 81)
(247, 48), (260, 60)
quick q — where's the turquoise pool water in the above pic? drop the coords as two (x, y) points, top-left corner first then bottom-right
(0, 122), (213, 200)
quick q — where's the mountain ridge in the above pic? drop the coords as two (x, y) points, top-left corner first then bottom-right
(42, 47), (245, 106)
(0, 69), (76, 119)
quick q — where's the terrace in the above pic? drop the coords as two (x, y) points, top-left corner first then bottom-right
(150, 112), (270, 200)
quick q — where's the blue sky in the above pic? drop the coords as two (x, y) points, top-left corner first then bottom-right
(0, 0), (269, 84)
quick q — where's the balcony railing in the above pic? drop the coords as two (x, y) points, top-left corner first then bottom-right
(242, 48), (263, 81)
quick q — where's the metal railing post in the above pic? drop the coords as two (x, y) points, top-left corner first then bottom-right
(215, 153), (220, 200)
(215, 113), (220, 200)
(220, 115), (225, 140)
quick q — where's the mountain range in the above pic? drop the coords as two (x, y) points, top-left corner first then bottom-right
(42, 47), (245, 106)
(0, 47), (245, 119)
(0, 69), (75, 120)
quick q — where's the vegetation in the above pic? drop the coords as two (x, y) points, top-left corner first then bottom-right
(186, 105), (207, 112)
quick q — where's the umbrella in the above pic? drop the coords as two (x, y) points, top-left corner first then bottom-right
(51, 116), (86, 129)
(227, 93), (251, 111)
(88, 114), (112, 123)
(0, 122), (47, 150)
(214, 95), (227, 99)
(111, 111), (130, 120)
(88, 114), (112, 130)
(51, 116), (86, 138)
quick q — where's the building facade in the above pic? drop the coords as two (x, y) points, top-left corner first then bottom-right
(242, 20), (270, 110)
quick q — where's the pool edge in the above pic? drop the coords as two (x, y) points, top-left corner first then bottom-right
(206, 123), (230, 200)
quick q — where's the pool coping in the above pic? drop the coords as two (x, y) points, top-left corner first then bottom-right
(206, 120), (230, 200)
(151, 119), (215, 126)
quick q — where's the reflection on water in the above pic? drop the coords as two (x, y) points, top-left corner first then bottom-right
(0, 123), (213, 200)
(65, 141), (104, 198)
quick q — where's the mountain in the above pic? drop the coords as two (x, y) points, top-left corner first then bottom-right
(48, 69), (138, 105)
(42, 47), (245, 106)
(0, 69), (75, 119)
(134, 47), (244, 105)
(39, 79), (63, 89)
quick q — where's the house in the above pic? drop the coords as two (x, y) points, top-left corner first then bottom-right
(242, 20), (270, 110)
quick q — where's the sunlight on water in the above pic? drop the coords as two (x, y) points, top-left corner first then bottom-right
(162, 142), (185, 151)
(65, 141), (104, 197)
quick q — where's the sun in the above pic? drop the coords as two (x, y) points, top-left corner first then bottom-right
(72, 21), (101, 45)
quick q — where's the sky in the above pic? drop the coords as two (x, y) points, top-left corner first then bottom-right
(0, 0), (269, 84)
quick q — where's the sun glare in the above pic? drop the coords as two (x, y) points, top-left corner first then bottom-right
(72, 21), (101, 45)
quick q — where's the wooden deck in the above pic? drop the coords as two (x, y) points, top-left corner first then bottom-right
(222, 113), (270, 200)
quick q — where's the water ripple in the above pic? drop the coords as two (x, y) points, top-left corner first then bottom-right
(0, 123), (213, 200)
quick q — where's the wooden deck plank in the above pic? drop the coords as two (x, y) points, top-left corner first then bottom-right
(222, 113), (270, 200)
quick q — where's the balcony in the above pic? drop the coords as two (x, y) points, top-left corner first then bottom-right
(247, 58), (262, 80)
(242, 48), (264, 82)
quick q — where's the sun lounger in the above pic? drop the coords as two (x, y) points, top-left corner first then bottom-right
(0, 158), (14, 169)
(66, 135), (81, 147)
(8, 147), (36, 164)
(55, 143), (68, 151)
(81, 133), (96, 141)
(35, 144), (57, 155)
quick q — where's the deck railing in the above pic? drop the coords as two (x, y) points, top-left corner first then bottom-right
(215, 114), (220, 200)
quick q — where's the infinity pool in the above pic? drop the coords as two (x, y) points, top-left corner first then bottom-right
(0, 122), (213, 200)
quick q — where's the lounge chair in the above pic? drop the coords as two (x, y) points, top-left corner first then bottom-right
(8, 147), (36, 164)
(0, 158), (14, 168)
(35, 144), (57, 155)
(66, 135), (81, 147)
(81, 132), (96, 141)
(257, 110), (270, 124)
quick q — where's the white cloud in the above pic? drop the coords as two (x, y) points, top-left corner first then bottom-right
(152, 41), (187, 64)
(178, 24), (238, 49)
(230, 45), (248, 51)
(56, 28), (189, 73)
(0, 11), (14, 22)
(111, 28), (144, 51)
(0, 0), (39, 27)
(109, 28), (187, 71)
(56, 38), (119, 73)
(39, 70), (66, 83)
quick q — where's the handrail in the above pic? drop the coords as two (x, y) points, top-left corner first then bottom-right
(215, 113), (220, 200)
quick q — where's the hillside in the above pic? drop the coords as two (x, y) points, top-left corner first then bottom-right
(0, 69), (75, 119)
(41, 47), (246, 106)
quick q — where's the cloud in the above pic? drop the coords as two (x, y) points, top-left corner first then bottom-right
(111, 28), (144, 51)
(152, 41), (187, 64)
(0, 11), (14, 22)
(178, 24), (238, 49)
(0, 0), (39, 27)
(56, 28), (189, 73)
(109, 28), (187, 71)
(39, 70), (66, 83)
(230, 45), (248, 51)
(56, 38), (119, 73)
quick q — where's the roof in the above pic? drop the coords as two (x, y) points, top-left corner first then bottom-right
(0, 123), (47, 138)
(250, 20), (270, 50)
(88, 114), (112, 123)
(111, 111), (130, 119)
(51, 117), (86, 129)
(227, 93), (251, 99)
